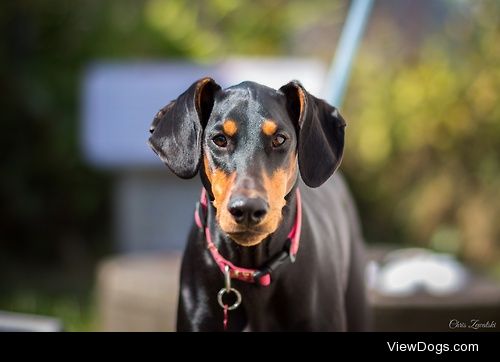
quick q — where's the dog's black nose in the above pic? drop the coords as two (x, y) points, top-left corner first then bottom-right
(228, 197), (268, 226)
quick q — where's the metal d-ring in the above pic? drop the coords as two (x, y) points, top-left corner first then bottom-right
(218, 265), (242, 310)
(217, 287), (242, 310)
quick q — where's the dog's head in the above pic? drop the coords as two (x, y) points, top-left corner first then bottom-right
(149, 78), (346, 246)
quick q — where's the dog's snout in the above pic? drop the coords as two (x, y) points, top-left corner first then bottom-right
(228, 196), (268, 226)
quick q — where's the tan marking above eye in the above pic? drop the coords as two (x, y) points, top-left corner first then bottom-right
(222, 119), (238, 137)
(262, 120), (278, 136)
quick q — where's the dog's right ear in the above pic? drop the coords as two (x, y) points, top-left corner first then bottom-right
(280, 81), (346, 188)
(148, 77), (221, 179)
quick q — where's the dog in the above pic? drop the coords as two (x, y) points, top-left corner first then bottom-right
(148, 78), (369, 331)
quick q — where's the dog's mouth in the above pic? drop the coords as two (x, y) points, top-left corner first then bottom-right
(225, 229), (270, 247)
(218, 208), (284, 247)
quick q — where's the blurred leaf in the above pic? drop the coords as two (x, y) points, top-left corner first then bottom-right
(344, 0), (500, 266)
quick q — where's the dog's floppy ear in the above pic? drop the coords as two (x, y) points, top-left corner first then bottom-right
(148, 77), (221, 179)
(280, 80), (346, 188)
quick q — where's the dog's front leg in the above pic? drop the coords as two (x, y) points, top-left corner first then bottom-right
(176, 287), (218, 332)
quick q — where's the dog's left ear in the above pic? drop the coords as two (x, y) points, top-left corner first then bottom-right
(280, 81), (346, 188)
(148, 77), (221, 179)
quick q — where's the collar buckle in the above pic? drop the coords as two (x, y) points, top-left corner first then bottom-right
(285, 238), (296, 263)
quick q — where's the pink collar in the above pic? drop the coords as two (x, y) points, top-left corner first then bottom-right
(194, 188), (302, 286)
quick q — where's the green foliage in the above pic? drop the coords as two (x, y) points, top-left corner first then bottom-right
(343, 1), (500, 265)
(0, 291), (96, 331)
(143, 0), (342, 58)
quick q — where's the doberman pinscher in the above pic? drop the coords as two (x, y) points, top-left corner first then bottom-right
(148, 78), (369, 331)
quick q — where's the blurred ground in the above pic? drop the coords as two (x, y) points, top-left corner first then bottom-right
(0, 259), (97, 331)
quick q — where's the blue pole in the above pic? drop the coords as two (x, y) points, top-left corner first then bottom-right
(324, 0), (374, 107)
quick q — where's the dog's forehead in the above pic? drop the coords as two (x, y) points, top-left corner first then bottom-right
(224, 81), (280, 97)
(210, 82), (287, 125)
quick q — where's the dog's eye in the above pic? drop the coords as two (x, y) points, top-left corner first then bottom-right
(212, 134), (228, 148)
(272, 134), (287, 148)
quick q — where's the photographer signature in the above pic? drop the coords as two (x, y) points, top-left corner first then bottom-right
(449, 319), (496, 330)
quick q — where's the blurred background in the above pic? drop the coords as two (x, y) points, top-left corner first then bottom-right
(1, 0), (499, 331)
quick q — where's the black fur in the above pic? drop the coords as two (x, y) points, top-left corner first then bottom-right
(149, 78), (369, 331)
(149, 78), (221, 179)
(280, 81), (346, 188)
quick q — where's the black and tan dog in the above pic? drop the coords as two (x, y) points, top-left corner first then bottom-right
(148, 78), (368, 331)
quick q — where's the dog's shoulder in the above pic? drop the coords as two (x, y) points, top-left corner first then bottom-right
(299, 172), (359, 291)
(299, 171), (353, 215)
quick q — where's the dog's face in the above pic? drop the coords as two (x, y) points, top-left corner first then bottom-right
(202, 84), (298, 246)
(149, 78), (346, 247)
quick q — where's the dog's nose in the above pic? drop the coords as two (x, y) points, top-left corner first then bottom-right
(228, 196), (268, 226)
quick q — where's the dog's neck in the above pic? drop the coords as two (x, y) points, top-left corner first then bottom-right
(205, 184), (298, 269)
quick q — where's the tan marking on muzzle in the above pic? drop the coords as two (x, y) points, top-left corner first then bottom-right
(259, 154), (299, 233)
(203, 155), (298, 248)
(286, 155), (298, 194)
(204, 156), (234, 209)
(204, 155), (237, 234)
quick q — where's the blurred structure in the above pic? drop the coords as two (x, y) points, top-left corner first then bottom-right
(367, 246), (500, 332)
(0, 311), (62, 332)
(98, 254), (181, 331)
(324, 0), (373, 106)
